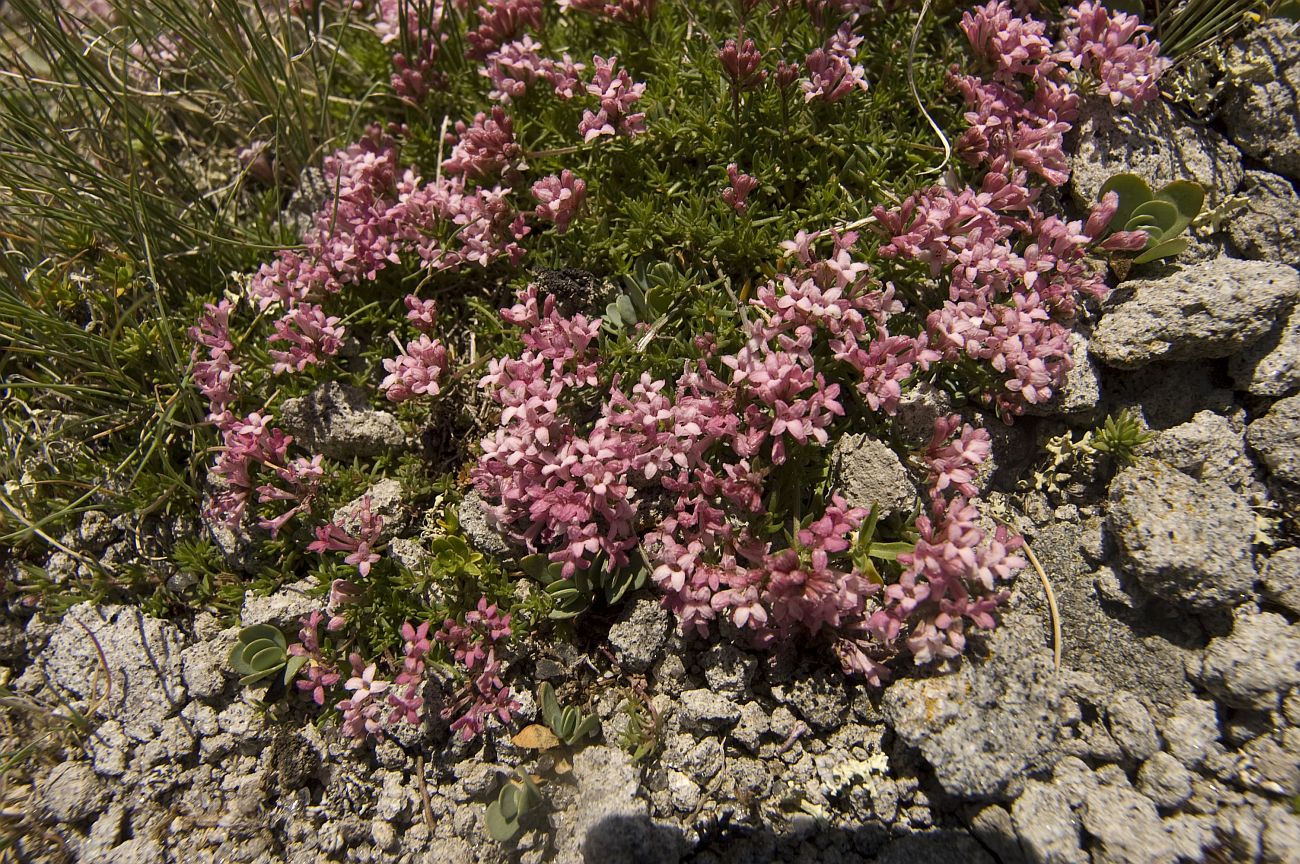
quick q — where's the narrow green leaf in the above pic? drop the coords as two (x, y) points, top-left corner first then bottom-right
(1133, 237), (1189, 264)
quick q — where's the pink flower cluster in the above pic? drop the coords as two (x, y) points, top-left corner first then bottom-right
(466, 0), (544, 60)
(190, 300), (240, 428)
(382, 334), (450, 402)
(289, 611), (341, 706)
(338, 654), (390, 744)
(801, 23), (869, 103)
(578, 56), (646, 143)
(531, 170), (587, 232)
(208, 412), (323, 534)
(719, 36), (766, 92)
(872, 1), (1168, 417)
(474, 240), (1019, 680)
(387, 621), (433, 725)
(306, 495), (384, 576)
(559, 0), (656, 23)
(1061, 1), (1169, 107)
(436, 598), (519, 740)
(481, 36), (587, 103)
(722, 164), (758, 213)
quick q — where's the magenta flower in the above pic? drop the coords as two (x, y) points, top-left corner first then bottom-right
(531, 170), (587, 233)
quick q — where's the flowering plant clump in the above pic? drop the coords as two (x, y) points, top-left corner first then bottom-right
(8, 0), (1174, 747)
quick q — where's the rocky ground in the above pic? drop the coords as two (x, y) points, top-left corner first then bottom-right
(6, 19), (1300, 864)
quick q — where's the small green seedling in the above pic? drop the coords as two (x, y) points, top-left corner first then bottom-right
(485, 769), (544, 843)
(520, 552), (648, 619)
(228, 624), (307, 687)
(1091, 409), (1154, 466)
(538, 682), (600, 746)
(1099, 173), (1205, 265)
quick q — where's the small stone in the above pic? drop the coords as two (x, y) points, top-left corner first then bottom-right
(667, 770), (701, 811)
(829, 433), (917, 515)
(1024, 330), (1101, 420)
(968, 804), (1026, 864)
(1159, 697), (1221, 770)
(1147, 410), (1258, 493)
(1106, 692), (1160, 761)
(1231, 303), (1300, 399)
(1262, 805), (1300, 863)
(569, 745), (680, 864)
(77, 510), (117, 552)
(1012, 781), (1087, 864)
(240, 579), (318, 628)
(1221, 20), (1300, 178)
(331, 478), (406, 537)
(181, 631), (235, 701)
(1247, 393), (1300, 511)
(1081, 780), (1177, 864)
(1198, 608), (1300, 710)
(457, 490), (514, 558)
(1090, 259), (1300, 370)
(1138, 753), (1193, 810)
(1228, 170), (1300, 264)
(37, 762), (108, 823)
(677, 689), (741, 734)
(770, 666), (849, 732)
(1107, 458), (1256, 611)
(277, 381), (406, 460)
(700, 643), (757, 696)
(1261, 548), (1300, 617)
(607, 598), (672, 674)
(894, 382), (953, 447)
(732, 702), (769, 754)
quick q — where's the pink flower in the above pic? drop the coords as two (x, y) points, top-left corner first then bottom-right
(721, 164), (759, 213)
(719, 36), (765, 91)
(578, 56), (646, 142)
(382, 335), (449, 402)
(531, 170), (587, 232)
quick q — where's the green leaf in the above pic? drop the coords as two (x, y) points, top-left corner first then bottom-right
(485, 800), (520, 843)
(283, 654), (309, 685)
(1133, 237), (1188, 264)
(1126, 199), (1180, 239)
(1099, 173), (1153, 232)
(520, 554), (552, 583)
(249, 645), (286, 672)
(498, 784), (520, 822)
(1154, 180), (1204, 236)
(867, 540), (915, 562)
(238, 667), (277, 686)
(239, 624), (287, 652)
(572, 714), (600, 742)
(516, 772), (542, 810)
(540, 682), (561, 730)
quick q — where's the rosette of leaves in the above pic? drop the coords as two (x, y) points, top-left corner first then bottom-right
(849, 504), (918, 587)
(1091, 409), (1154, 466)
(228, 624), (307, 686)
(1099, 173), (1205, 265)
(520, 552), (648, 619)
(539, 682), (600, 746)
(485, 769), (544, 843)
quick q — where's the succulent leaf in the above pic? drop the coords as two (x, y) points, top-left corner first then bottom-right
(1133, 237), (1189, 264)
(1099, 172), (1153, 231)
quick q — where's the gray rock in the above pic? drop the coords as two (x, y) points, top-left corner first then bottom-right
(1104, 360), (1236, 431)
(1247, 393), (1300, 510)
(278, 381), (406, 460)
(770, 665), (850, 732)
(895, 382), (953, 447)
(1017, 523), (1196, 717)
(1137, 752), (1193, 809)
(677, 689), (741, 733)
(1262, 804), (1300, 863)
(84, 719), (129, 776)
(1012, 781), (1088, 864)
(829, 433), (917, 515)
(1024, 330), (1102, 420)
(241, 578), (318, 628)
(1240, 735), (1300, 794)
(1197, 607), (1300, 710)
(331, 478), (406, 537)
(1164, 813), (1219, 862)
(1069, 98), (1244, 211)
(387, 537), (428, 571)
(1261, 547), (1300, 615)
(15, 604), (186, 738)
(881, 617), (1066, 800)
(77, 510), (118, 552)
(1090, 259), (1300, 369)
(1159, 697), (1221, 770)
(1080, 780), (1177, 864)
(1229, 170), (1300, 264)
(699, 643), (757, 696)
(36, 762), (108, 823)
(607, 597), (671, 674)
(457, 490), (514, 558)
(1231, 303), (1300, 398)
(181, 630), (235, 701)
(1106, 692), (1160, 761)
(968, 804), (1026, 864)
(1107, 458), (1256, 611)
(1221, 20), (1300, 179)
(1147, 410), (1259, 493)
(731, 701), (769, 753)
(560, 745), (679, 864)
